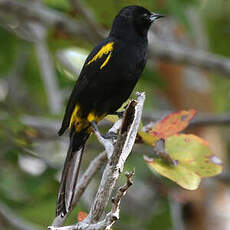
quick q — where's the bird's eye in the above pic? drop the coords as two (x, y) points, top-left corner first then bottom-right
(141, 13), (151, 23)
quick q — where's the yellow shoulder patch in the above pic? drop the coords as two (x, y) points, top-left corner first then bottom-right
(87, 42), (114, 69)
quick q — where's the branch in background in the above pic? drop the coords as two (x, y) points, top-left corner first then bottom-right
(30, 23), (63, 114)
(1, 0), (230, 77)
(69, 0), (105, 41)
(18, 111), (230, 143)
(149, 32), (230, 78)
(5, 42), (31, 105)
(169, 191), (186, 230)
(0, 201), (41, 230)
(0, 0), (98, 43)
(49, 92), (145, 229)
(143, 111), (230, 127)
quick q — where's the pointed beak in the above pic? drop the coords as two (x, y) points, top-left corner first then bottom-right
(150, 13), (165, 22)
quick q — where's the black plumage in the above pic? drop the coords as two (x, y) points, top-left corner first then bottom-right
(56, 5), (163, 216)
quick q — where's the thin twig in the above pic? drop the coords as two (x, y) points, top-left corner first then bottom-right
(105, 170), (135, 229)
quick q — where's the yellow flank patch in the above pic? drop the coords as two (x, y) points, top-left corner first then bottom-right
(69, 106), (106, 132)
(87, 42), (114, 69)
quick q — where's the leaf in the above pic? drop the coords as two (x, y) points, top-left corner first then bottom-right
(150, 109), (196, 139)
(77, 211), (88, 222)
(105, 114), (119, 123)
(105, 100), (131, 123)
(145, 134), (222, 190)
(138, 131), (159, 146)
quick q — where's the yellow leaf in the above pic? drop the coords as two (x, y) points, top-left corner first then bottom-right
(145, 134), (222, 190)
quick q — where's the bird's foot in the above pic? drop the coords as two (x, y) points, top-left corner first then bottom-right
(91, 121), (114, 158)
(102, 131), (117, 140)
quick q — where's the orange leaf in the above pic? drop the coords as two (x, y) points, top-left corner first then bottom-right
(149, 109), (196, 139)
(77, 211), (88, 222)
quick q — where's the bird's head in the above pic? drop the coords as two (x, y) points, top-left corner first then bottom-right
(110, 5), (164, 40)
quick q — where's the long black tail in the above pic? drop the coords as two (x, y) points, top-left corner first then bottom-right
(56, 129), (90, 216)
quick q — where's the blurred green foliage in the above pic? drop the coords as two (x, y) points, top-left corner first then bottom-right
(0, 0), (230, 229)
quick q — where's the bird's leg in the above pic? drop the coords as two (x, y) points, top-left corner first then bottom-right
(91, 120), (114, 158)
(102, 131), (117, 140)
(104, 111), (124, 139)
(91, 120), (100, 134)
(91, 120), (106, 142)
(91, 120), (117, 140)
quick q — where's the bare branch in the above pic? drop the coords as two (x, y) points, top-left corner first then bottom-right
(61, 118), (123, 223)
(105, 170), (135, 228)
(86, 93), (145, 224)
(48, 171), (135, 230)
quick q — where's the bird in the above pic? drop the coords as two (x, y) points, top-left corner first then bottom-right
(56, 5), (164, 217)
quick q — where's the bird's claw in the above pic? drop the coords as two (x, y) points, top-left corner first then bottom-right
(102, 131), (117, 140)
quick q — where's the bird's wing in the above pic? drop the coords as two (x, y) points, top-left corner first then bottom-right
(58, 38), (115, 135)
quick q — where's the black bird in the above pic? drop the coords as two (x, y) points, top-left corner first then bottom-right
(57, 5), (163, 216)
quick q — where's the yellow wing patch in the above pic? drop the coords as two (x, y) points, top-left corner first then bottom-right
(87, 42), (114, 69)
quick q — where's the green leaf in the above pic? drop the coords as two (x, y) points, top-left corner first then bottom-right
(138, 131), (159, 146)
(105, 114), (119, 123)
(145, 134), (222, 190)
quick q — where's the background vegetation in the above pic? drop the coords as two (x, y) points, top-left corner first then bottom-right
(0, 0), (230, 229)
